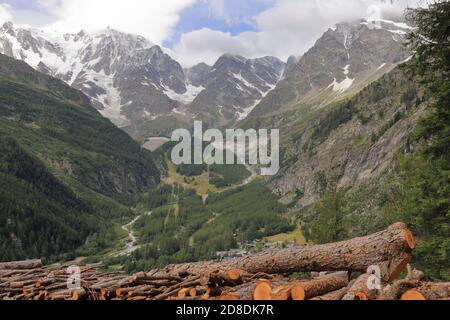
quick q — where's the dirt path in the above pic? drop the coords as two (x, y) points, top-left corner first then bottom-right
(216, 164), (259, 194)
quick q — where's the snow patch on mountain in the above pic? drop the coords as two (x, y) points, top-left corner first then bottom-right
(164, 84), (205, 105)
(328, 65), (354, 93)
(232, 72), (260, 92)
(236, 82), (277, 121)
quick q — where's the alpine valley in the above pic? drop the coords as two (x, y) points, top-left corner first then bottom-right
(0, 9), (448, 281)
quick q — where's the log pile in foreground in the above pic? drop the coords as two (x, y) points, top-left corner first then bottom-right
(0, 223), (448, 301)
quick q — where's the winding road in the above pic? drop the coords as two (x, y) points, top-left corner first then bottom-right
(216, 164), (259, 194)
(115, 211), (152, 257)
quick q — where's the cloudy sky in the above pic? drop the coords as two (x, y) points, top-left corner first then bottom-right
(0, 0), (423, 66)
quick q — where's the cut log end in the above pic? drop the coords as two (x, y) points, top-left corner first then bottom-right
(291, 285), (306, 301)
(253, 281), (273, 300)
(401, 289), (426, 300)
(71, 289), (87, 301)
(388, 254), (412, 282)
(355, 292), (369, 300)
(227, 269), (242, 281)
(114, 288), (124, 298)
(178, 288), (190, 298)
(404, 229), (416, 251)
(189, 288), (198, 297)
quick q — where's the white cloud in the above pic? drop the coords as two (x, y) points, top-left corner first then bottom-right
(0, 3), (13, 24)
(1, 0), (423, 67)
(172, 0), (422, 66)
(37, 0), (196, 44)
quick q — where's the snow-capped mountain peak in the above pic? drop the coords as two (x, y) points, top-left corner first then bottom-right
(0, 22), (286, 128)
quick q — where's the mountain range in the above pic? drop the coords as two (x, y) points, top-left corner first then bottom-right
(0, 15), (425, 264)
(0, 22), (285, 132)
(0, 18), (411, 136)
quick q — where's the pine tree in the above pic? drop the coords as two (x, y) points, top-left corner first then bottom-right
(396, 1), (450, 280)
(310, 171), (346, 244)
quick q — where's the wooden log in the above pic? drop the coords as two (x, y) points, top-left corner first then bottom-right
(291, 273), (349, 300)
(35, 291), (47, 300)
(1, 269), (42, 278)
(218, 293), (239, 301)
(220, 282), (257, 300)
(164, 223), (415, 281)
(310, 286), (353, 300)
(49, 290), (72, 300)
(10, 279), (38, 289)
(401, 283), (450, 300)
(125, 285), (149, 296)
(109, 288), (122, 299)
(175, 296), (202, 301)
(24, 289), (39, 300)
(270, 285), (292, 300)
(71, 289), (87, 301)
(127, 296), (148, 301)
(45, 283), (68, 292)
(144, 274), (183, 282)
(189, 286), (207, 297)
(128, 272), (146, 283)
(0, 260), (42, 270)
(129, 287), (162, 298)
(136, 279), (178, 287)
(36, 278), (56, 288)
(1, 272), (46, 288)
(322, 278), (356, 301)
(178, 288), (191, 298)
(342, 274), (379, 300)
(90, 277), (130, 290)
(379, 280), (419, 300)
(379, 265), (427, 300)
(254, 280), (273, 300)
(153, 277), (201, 301)
(200, 269), (247, 287)
(379, 252), (412, 282)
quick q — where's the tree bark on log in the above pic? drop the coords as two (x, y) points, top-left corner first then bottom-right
(220, 282), (258, 300)
(401, 283), (450, 300)
(163, 223), (415, 281)
(379, 280), (419, 300)
(378, 265), (426, 300)
(200, 269), (248, 287)
(269, 284), (294, 300)
(291, 273), (349, 300)
(310, 280), (356, 300)
(342, 274), (379, 300)
(0, 260), (42, 270)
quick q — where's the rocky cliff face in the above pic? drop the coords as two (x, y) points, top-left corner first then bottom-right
(250, 19), (412, 118)
(190, 54), (286, 125)
(229, 18), (417, 207)
(266, 68), (424, 207)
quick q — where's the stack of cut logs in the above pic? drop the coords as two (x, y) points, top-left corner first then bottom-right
(1, 223), (448, 301)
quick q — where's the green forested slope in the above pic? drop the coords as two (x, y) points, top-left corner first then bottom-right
(0, 54), (160, 261)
